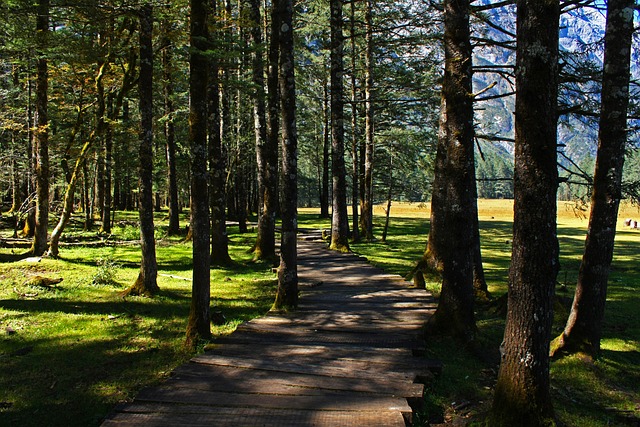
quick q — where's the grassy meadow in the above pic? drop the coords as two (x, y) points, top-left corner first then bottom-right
(342, 200), (640, 427)
(0, 212), (277, 426)
(0, 199), (638, 426)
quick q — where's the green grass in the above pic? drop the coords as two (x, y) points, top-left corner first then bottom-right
(1, 203), (638, 426)
(307, 201), (639, 427)
(0, 211), (276, 426)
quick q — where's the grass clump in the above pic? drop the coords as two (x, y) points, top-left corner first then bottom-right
(91, 258), (120, 286)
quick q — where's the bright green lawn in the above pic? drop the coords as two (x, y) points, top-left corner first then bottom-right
(336, 201), (640, 427)
(0, 212), (276, 426)
(1, 202), (638, 426)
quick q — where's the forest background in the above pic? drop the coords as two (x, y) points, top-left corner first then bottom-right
(1, 0), (640, 426)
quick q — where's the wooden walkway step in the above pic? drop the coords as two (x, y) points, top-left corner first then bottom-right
(101, 237), (437, 426)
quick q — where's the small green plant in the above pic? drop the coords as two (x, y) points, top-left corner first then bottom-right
(92, 258), (120, 286)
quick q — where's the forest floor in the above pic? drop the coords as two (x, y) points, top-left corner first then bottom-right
(102, 233), (439, 426)
(0, 200), (639, 426)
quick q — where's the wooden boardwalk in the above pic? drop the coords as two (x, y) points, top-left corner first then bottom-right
(102, 234), (437, 426)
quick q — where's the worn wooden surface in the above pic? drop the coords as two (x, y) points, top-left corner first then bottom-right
(102, 234), (437, 426)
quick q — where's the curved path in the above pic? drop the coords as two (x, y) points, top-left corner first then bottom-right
(102, 234), (438, 426)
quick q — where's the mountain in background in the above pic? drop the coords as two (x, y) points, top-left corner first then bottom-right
(471, 4), (637, 192)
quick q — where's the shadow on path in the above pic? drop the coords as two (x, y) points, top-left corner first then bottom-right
(101, 235), (438, 427)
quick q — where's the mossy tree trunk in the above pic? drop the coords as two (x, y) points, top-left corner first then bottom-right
(162, 23), (180, 236)
(127, 3), (159, 297)
(273, 0), (298, 310)
(31, 0), (50, 257)
(360, 0), (374, 242)
(186, 0), (212, 347)
(551, 0), (634, 360)
(490, 0), (560, 424)
(251, 0), (277, 262)
(209, 0), (232, 266)
(422, 0), (476, 343)
(329, 0), (350, 252)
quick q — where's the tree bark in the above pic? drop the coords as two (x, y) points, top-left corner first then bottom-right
(100, 96), (113, 234)
(252, 0), (277, 262)
(471, 171), (490, 300)
(48, 138), (93, 257)
(349, 0), (359, 243)
(273, 0), (298, 310)
(329, 0), (350, 252)
(360, 0), (374, 241)
(30, 0), (50, 256)
(320, 78), (330, 218)
(551, 0), (634, 360)
(490, 0), (560, 424)
(126, 3), (160, 297)
(422, 0), (476, 343)
(209, 0), (232, 266)
(186, 0), (212, 347)
(163, 23), (180, 236)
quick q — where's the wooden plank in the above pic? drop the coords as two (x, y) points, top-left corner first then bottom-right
(171, 363), (424, 397)
(235, 321), (424, 338)
(134, 387), (413, 414)
(100, 238), (433, 427)
(212, 329), (424, 350)
(103, 404), (408, 427)
(201, 344), (429, 373)
(189, 353), (419, 382)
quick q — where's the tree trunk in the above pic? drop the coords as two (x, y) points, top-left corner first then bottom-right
(253, 0), (278, 262)
(273, 0), (298, 310)
(422, 0), (476, 343)
(10, 133), (21, 214)
(551, 0), (634, 360)
(320, 79), (330, 218)
(82, 158), (93, 230)
(126, 3), (160, 297)
(360, 0), (374, 241)
(381, 159), (392, 243)
(490, 0), (560, 424)
(186, 0), (212, 347)
(209, 0), (232, 266)
(329, 0), (350, 252)
(100, 97), (113, 234)
(31, 0), (50, 256)
(471, 169), (490, 300)
(163, 26), (180, 236)
(349, 0), (359, 243)
(48, 139), (93, 257)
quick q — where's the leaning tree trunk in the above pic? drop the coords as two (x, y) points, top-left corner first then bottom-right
(490, 0), (560, 424)
(126, 3), (159, 297)
(329, 0), (350, 252)
(48, 138), (94, 257)
(186, 0), (212, 347)
(273, 0), (298, 310)
(31, 0), (50, 256)
(422, 0), (476, 343)
(551, 0), (635, 360)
